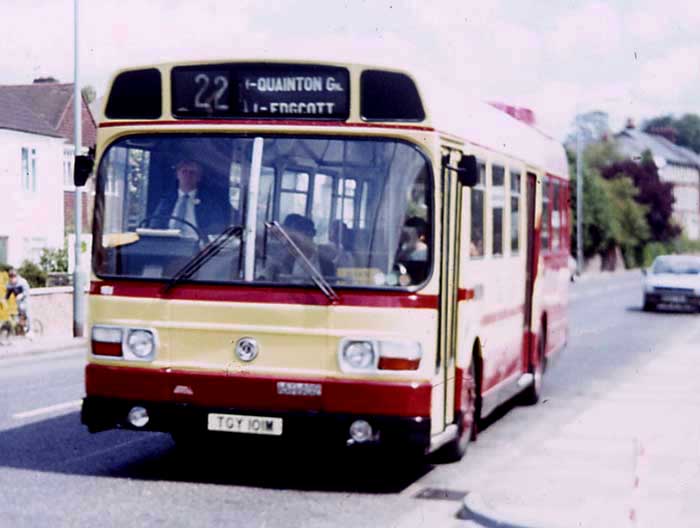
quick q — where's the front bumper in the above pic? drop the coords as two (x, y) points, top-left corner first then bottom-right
(645, 293), (700, 307)
(81, 396), (432, 452)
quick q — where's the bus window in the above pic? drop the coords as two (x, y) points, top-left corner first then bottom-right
(335, 178), (356, 227)
(470, 162), (486, 258)
(563, 184), (568, 248)
(311, 173), (334, 243)
(541, 176), (550, 251)
(229, 162), (242, 211)
(552, 179), (561, 250)
(280, 170), (310, 220)
(491, 165), (505, 256)
(510, 170), (521, 254)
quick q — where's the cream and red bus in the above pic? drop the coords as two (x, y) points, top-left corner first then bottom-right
(79, 60), (570, 461)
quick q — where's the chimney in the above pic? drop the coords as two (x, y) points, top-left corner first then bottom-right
(625, 117), (635, 129)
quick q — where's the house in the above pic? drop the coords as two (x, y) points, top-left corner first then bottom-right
(615, 123), (700, 240)
(0, 80), (96, 265)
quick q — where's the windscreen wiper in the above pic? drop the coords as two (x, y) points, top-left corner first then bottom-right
(162, 225), (243, 294)
(265, 221), (339, 304)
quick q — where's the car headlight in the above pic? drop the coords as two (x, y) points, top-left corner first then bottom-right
(340, 340), (377, 370)
(125, 329), (156, 360)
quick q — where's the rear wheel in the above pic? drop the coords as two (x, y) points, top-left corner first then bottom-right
(0, 322), (11, 346)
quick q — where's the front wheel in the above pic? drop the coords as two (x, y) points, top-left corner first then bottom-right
(29, 319), (43, 337)
(436, 363), (478, 462)
(643, 296), (656, 312)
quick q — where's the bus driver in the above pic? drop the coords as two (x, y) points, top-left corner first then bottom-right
(152, 159), (234, 237)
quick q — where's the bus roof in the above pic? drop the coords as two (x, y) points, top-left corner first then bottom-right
(100, 59), (569, 179)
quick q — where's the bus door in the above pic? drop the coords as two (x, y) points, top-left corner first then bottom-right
(436, 150), (463, 432)
(522, 171), (538, 369)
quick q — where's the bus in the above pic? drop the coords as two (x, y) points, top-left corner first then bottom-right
(79, 60), (570, 461)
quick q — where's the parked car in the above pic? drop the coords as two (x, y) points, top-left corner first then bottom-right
(642, 255), (700, 312)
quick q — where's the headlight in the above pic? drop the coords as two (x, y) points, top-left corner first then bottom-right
(125, 329), (156, 360)
(340, 340), (376, 370)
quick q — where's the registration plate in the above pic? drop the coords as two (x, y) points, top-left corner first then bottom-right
(662, 294), (686, 303)
(207, 413), (283, 436)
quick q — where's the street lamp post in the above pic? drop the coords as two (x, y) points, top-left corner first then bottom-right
(575, 116), (584, 276)
(73, 0), (84, 337)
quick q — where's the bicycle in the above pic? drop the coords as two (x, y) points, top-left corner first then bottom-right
(0, 311), (44, 345)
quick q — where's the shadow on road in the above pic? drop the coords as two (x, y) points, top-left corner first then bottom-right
(0, 412), (433, 494)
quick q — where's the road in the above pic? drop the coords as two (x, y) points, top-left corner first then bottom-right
(1, 271), (699, 527)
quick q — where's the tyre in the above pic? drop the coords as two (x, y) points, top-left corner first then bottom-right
(522, 331), (545, 405)
(0, 322), (11, 346)
(643, 296), (656, 312)
(29, 319), (44, 337)
(437, 362), (478, 462)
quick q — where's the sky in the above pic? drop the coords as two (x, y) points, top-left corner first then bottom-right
(1, 0), (699, 141)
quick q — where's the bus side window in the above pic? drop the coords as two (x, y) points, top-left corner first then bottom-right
(552, 179), (561, 250)
(491, 165), (505, 256)
(470, 162), (486, 258)
(510, 169), (521, 255)
(541, 176), (551, 251)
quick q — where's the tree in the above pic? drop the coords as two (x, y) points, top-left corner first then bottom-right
(601, 151), (680, 242)
(568, 148), (617, 259)
(642, 114), (700, 154)
(565, 111), (611, 152)
(81, 85), (96, 105)
(602, 177), (650, 266)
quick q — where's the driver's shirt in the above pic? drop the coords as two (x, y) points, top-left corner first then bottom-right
(169, 189), (198, 236)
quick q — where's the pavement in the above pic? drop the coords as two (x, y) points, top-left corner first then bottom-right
(0, 334), (87, 360)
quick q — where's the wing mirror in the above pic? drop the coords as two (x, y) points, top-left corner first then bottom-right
(74, 148), (95, 187)
(443, 153), (479, 187)
(457, 154), (479, 187)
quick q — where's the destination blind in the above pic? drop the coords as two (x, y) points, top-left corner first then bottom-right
(171, 64), (350, 119)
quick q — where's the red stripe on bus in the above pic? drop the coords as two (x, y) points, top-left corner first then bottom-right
(90, 280), (439, 309)
(85, 364), (432, 417)
(98, 119), (435, 132)
(458, 288), (475, 302)
(480, 304), (524, 326)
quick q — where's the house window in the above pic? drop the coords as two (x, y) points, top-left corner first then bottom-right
(63, 147), (75, 188)
(491, 165), (505, 256)
(21, 147), (37, 192)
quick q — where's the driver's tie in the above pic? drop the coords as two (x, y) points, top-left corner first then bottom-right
(170, 194), (195, 236)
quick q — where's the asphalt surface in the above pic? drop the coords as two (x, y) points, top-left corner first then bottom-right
(1, 271), (698, 527)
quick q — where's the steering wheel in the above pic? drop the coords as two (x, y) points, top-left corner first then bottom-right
(138, 215), (206, 244)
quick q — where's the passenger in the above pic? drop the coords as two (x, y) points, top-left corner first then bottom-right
(264, 214), (334, 281)
(398, 216), (429, 261)
(320, 220), (355, 269)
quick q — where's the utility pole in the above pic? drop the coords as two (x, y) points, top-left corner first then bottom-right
(73, 0), (85, 337)
(575, 116), (584, 275)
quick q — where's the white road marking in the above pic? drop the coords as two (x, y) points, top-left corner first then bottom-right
(13, 399), (82, 419)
